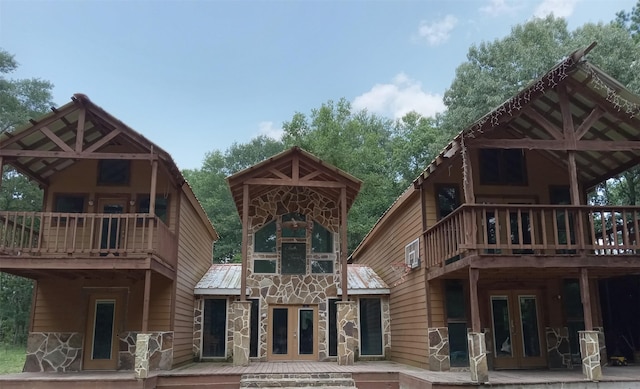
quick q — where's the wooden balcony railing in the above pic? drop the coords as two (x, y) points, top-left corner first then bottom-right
(424, 204), (640, 269)
(0, 211), (178, 268)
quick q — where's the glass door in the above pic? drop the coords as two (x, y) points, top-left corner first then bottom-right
(97, 198), (127, 254)
(268, 305), (317, 360)
(490, 290), (545, 369)
(83, 293), (122, 370)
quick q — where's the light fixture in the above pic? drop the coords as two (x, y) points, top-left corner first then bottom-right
(129, 199), (136, 206)
(88, 199), (94, 206)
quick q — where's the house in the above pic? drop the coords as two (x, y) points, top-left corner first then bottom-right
(192, 147), (391, 365)
(0, 94), (218, 378)
(350, 45), (640, 382)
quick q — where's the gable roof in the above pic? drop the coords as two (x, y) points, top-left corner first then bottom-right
(194, 263), (389, 295)
(0, 93), (218, 240)
(226, 146), (363, 218)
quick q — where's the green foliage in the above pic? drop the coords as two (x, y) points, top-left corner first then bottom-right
(616, 0), (640, 42)
(0, 344), (25, 374)
(0, 48), (52, 347)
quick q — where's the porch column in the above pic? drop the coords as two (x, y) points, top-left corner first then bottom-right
(232, 300), (252, 366)
(240, 184), (249, 301)
(340, 187), (348, 301)
(461, 143), (477, 255)
(337, 300), (358, 365)
(135, 333), (151, 379)
(142, 269), (151, 332)
(468, 268), (488, 383)
(579, 331), (602, 381)
(579, 268), (593, 330)
(428, 327), (450, 371)
(147, 159), (158, 251)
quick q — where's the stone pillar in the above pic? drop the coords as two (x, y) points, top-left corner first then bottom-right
(579, 330), (602, 381)
(23, 332), (83, 372)
(428, 327), (450, 371)
(135, 333), (150, 379)
(337, 301), (358, 366)
(546, 327), (572, 369)
(232, 301), (252, 366)
(593, 326), (607, 366)
(467, 332), (489, 384)
(193, 299), (203, 360)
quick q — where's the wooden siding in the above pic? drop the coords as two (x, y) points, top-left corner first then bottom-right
(173, 191), (215, 366)
(353, 190), (430, 368)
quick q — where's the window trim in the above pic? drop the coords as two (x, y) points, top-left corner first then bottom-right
(201, 298), (228, 359)
(358, 297), (384, 357)
(435, 184), (461, 220)
(97, 159), (131, 186)
(479, 148), (528, 186)
(52, 193), (87, 226)
(136, 194), (170, 224)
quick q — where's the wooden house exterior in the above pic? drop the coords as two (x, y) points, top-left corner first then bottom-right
(0, 94), (218, 376)
(192, 147), (391, 366)
(351, 46), (640, 382)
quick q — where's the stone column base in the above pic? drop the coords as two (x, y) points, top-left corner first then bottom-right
(135, 333), (150, 379)
(428, 327), (450, 371)
(23, 332), (83, 372)
(232, 301), (252, 366)
(337, 301), (358, 366)
(468, 332), (489, 384)
(546, 327), (572, 369)
(579, 330), (602, 381)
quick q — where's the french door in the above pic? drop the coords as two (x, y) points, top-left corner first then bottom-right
(83, 293), (123, 370)
(268, 305), (317, 361)
(490, 290), (546, 369)
(97, 198), (127, 253)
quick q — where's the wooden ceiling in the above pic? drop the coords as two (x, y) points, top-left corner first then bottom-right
(0, 93), (184, 188)
(415, 47), (640, 191)
(226, 147), (363, 218)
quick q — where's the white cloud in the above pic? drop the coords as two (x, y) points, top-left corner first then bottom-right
(352, 73), (446, 120)
(257, 121), (283, 140)
(533, 0), (579, 18)
(417, 15), (458, 46)
(479, 0), (522, 17)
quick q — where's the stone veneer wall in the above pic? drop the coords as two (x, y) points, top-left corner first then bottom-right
(120, 331), (173, 372)
(337, 301), (359, 365)
(247, 186), (341, 361)
(579, 330), (602, 381)
(23, 332), (83, 372)
(192, 299), (203, 359)
(546, 327), (572, 369)
(381, 298), (391, 357)
(428, 327), (450, 371)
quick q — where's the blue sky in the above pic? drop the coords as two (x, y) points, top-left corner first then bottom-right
(0, 0), (635, 170)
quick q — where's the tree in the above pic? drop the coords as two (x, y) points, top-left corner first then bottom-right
(616, 0), (640, 42)
(0, 48), (53, 346)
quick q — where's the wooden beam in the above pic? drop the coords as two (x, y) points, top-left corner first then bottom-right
(575, 106), (605, 140)
(523, 107), (565, 140)
(557, 85), (575, 140)
(83, 128), (122, 153)
(0, 103), (79, 148)
(244, 177), (347, 188)
(469, 267), (481, 332)
(0, 149), (158, 160)
(292, 154), (300, 185)
(40, 126), (74, 152)
(268, 168), (290, 180)
(142, 269), (151, 332)
(75, 108), (86, 152)
(467, 138), (640, 152)
(467, 255), (640, 269)
(240, 184), (249, 301)
(341, 187), (348, 301)
(579, 268), (593, 331)
(420, 185), (433, 327)
(148, 159), (158, 251)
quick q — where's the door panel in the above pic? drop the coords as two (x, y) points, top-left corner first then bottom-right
(83, 293), (123, 370)
(268, 305), (317, 360)
(490, 290), (546, 369)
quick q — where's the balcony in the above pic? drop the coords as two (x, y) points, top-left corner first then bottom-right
(424, 204), (640, 269)
(0, 211), (178, 268)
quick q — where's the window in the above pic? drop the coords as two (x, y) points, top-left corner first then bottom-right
(98, 160), (130, 185)
(254, 221), (277, 253)
(479, 149), (527, 185)
(254, 259), (277, 273)
(404, 238), (420, 269)
(249, 299), (259, 358)
(436, 185), (460, 220)
(55, 195), (85, 213)
(359, 298), (383, 356)
(281, 213), (306, 238)
(281, 243), (306, 274)
(202, 299), (227, 357)
(137, 195), (169, 223)
(312, 222), (333, 253)
(328, 299), (338, 356)
(311, 260), (333, 274)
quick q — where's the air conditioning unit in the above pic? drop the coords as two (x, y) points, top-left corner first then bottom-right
(405, 238), (420, 269)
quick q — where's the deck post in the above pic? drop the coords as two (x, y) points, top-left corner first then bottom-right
(467, 267), (488, 383)
(579, 330), (602, 381)
(240, 184), (249, 301)
(142, 269), (151, 332)
(462, 146), (477, 256)
(579, 268), (593, 331)
(340, 187), (348, 302)
(147, 159), (158, 251)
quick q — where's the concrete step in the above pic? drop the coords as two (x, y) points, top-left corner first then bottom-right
(240, 372), (356, 388)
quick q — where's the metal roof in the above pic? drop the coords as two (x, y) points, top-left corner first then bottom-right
(194, 263), (389, 295)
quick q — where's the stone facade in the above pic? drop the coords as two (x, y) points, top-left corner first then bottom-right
(594, 326), (607, 366)
(23, 332), (83, 372)
(193, 299), (203, 359)
(135, 333), (150, 379)
(381, 298), (391, 357)
(126, 331), (173, 377)
(579, 330), (602, 381)
(232, 301), (252, 366)
(337, 301), (358, 365)
(546, 327), (572, 369)
(428, 327), (450, 371)
(467, 332), (489, 383)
